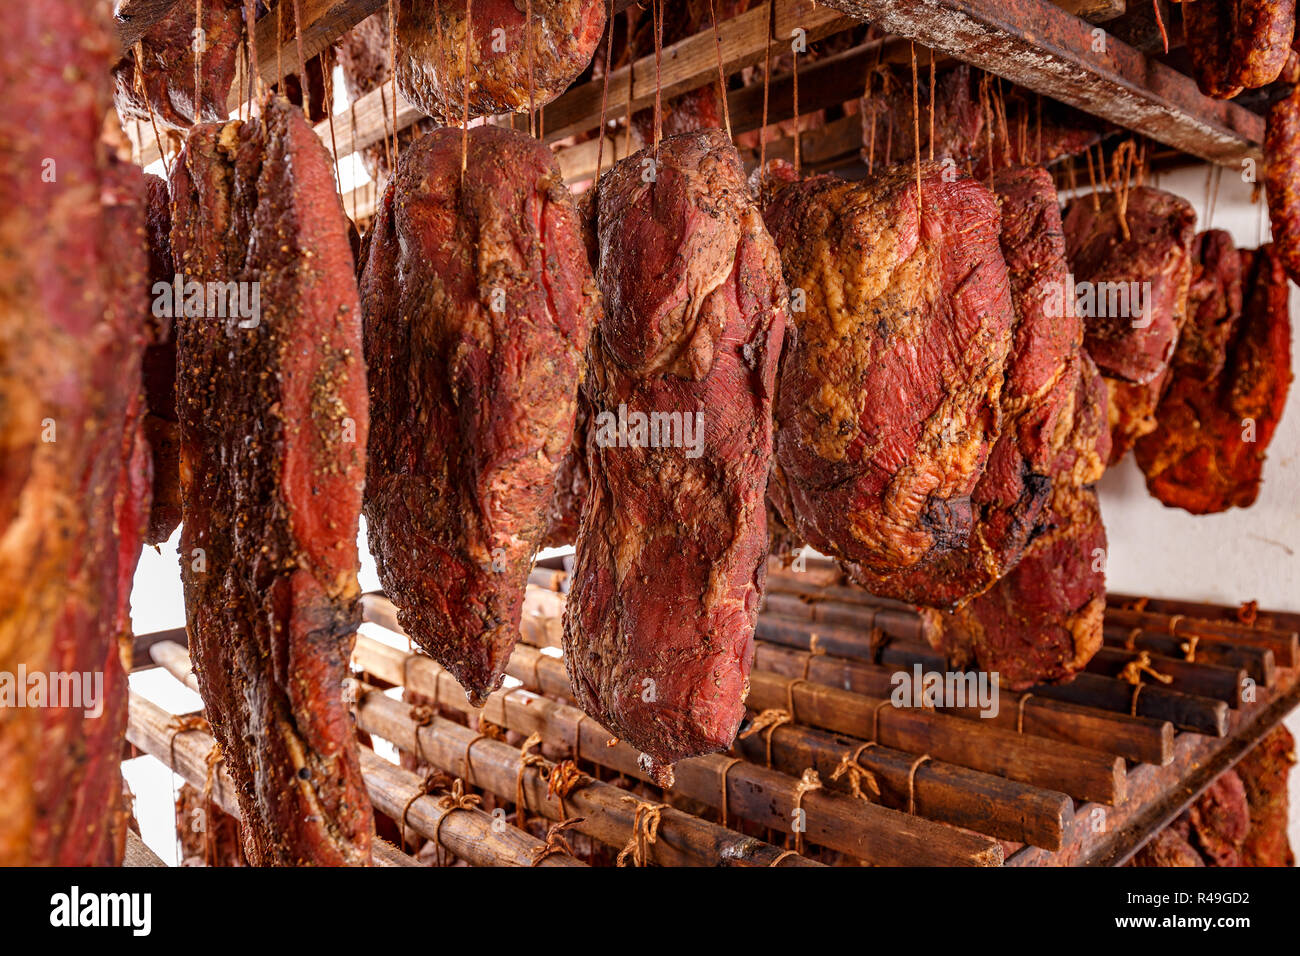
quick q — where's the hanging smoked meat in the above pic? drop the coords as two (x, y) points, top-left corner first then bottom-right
(113, 0), (244, 130)
(847, 165), (1083, 608)
(171, 97), (374, 865)
(763, 160), (1014, 576)
(142, 173), (182, 544)
(1, 0), (149, 865)
(1184, 0), (1296, 99)
(565, 130), (786, 784)
(396, 0), (605, 122)
(1236, 724), (1296, 867)
(1062, 186), (1196, 462)
(362, 125), (599, 705)
(1135, 243), (1293, 513)
(921, 357), (1112, 689)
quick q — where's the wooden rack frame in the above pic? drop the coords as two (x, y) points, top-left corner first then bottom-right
(132, 0), (1265, 188)
(128, 561), (1297, 866)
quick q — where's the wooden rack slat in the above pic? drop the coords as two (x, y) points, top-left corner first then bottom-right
(357, 748), (584, 866)
(812, 0), (1262, 164)
(351, 636), (1004, 865)
(129, 677), (566, 867)
(746, 671), (1126, 804)
(1109, 593), (1300, 636)
(494, 641), (1073, 848)
(1102, 625), (1276, 686)
(1106, 607), (1299, 667)
(350, 683), (823, 867)
(1087, 646), (1248, 707)
(126, 691), (427, 867)
(1008, 662), (1300, 865)
(752, 641), (1175, 766)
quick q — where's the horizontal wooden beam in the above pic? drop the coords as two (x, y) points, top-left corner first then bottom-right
(811, 0), (1263, 164)
(318, 0), (854, 179)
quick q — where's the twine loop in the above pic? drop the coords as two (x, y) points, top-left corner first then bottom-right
(830, 743), (880, 802)
(739, 708), (792, 767)
(531, 817), (583, 866)
(616, 798), (667, 867)
(791, 768), (822, 854)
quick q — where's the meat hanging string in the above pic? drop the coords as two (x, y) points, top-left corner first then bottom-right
(324, 56), (343, 196)
(389, 0), (400, 168)
(276, 0), (283, 90)
(928, 46), (935, 162)
(243, 0), (259, 116)
(1084, 143), (1101, 211)
(237, 14), (246, 121)
(292, 0), (309, 119)
(910, 42), (921, 219)
(595, 0), (616, 179)
(194, 0), (204, 122)
(462, 0), (473, 177)
(708, 0), (732, 140)
(1152, 0), (1169, 55)
(1035, 93), (1042, 164)
(623, 12), (634, 158)
(652, 0), (664, 152)
(135, 41), (172, 179)
(864, 26), (885, 175)
(792, 24), (801, 176)
(526, 0), (536, 137)
(758, 0), (775, 174)
(378, 86), (394, 178)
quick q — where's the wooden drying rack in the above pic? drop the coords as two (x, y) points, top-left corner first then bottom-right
(127, 0), (1266, 216)
(124, 552), (1299, 866)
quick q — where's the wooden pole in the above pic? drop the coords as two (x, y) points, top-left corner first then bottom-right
(351, 637), (1004, 865)
(745, 671), (1126, 805)
(498, 642), (1071, 848)
(131, 670), (573, 867)
(753, 641), (1174, 767)
(1108, 593), (1300, 637)
(352, 685), (823, 866)
(756, 613), (947, 669)
(1102, 625), (1275, 685)
(1105, 607), (1298, 667)
(1086, 647), (1247, 708)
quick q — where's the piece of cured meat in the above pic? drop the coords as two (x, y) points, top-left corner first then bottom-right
(564, 129), (786, 783)
(396, 0), (605, 122)
(1135, 244), (1292, 512)
(171, 97), (373, 865)
(846, 165), (1081, 608)
(763, 160), (1014, 575)
(0, 0), (148, 865)
(362, 125), (599, 704)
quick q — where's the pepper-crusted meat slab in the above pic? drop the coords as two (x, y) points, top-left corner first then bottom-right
(362, 125), (599, 704)
(171, 97), (373, 865)
(565, 129), (787, 784)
